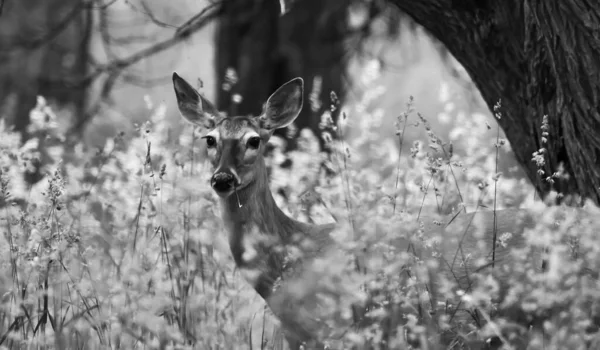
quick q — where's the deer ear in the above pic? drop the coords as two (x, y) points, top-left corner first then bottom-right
(172, 72), (222, 128)
(259, 77), (303, 130)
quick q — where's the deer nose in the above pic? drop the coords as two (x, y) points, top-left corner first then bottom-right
(211, 172), (236, 193)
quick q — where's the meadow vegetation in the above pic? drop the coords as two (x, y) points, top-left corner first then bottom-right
(1, 74), (600, 349)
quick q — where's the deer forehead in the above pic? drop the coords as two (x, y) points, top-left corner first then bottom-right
(215, 117), (260, 139)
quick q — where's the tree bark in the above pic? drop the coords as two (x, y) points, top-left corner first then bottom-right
(389, 0), (600, 205)
(215, 0), (347, 149)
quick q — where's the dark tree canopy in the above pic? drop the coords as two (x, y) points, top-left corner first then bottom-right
(390, 0), (600, 205)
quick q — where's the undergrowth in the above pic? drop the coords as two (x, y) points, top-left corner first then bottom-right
(0, 74), (599, 350)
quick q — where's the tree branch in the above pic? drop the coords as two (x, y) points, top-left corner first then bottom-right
(137, 0), (178, 29)
(85, 1), (222, 85)
(68, 1), (224, 134)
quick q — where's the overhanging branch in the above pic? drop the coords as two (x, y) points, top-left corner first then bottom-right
(69, 1), (224, 134)
(83, 1), (222, 86)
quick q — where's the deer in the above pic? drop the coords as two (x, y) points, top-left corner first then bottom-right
(171, 72), (595, 349)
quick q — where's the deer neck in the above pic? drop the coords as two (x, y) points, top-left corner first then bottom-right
(219, 157), (309, 299)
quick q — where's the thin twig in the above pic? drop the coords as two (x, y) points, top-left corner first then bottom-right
(492, 101), (502, 268)
(137, 0), (178, 29)
(392, 100), (411, 214)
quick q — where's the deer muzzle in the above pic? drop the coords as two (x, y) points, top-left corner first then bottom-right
(211, 171), (238, 194)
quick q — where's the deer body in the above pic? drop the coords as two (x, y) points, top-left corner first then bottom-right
(173, 72), (342, 347)
(218, 155), (339, 348)
(172, 72), (575, 349)
(218, 152), (336, 297)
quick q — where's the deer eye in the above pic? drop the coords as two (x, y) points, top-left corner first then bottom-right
(247, 136), (261, 149)
(204, 136), (216, 148)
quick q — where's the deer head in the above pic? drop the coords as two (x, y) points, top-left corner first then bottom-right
(173, 73), (304, 197)
(172, 72), (303, 199)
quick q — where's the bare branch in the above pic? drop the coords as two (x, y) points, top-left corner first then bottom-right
(85, 1), (222, 84)
(137, 0), (178, 29)
(176, 1), (220, 36)
(69, 1), (224, 134)
(121, 0), (178, 29)
(98, 3), (119, 61)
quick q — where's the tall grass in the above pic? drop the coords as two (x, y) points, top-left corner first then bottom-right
(1, 77), (600, 350)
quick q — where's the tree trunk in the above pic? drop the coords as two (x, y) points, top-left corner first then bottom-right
(389, 0), (600, 205)
(215, 0), (347, 149)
